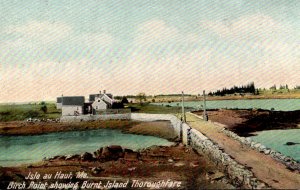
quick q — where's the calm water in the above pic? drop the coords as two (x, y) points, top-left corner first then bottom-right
(154, 99), (300, 111)
(251, 129), (300, 161)
(0, 129), (174, 167)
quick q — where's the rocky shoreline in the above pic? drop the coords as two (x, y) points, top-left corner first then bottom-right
(190, 111), (300, 172)
(0, 144), (234, 189)
(193, 109), (300, 136)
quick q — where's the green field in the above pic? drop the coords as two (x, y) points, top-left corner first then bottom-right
(0, 102), (184, 122)
(127, 103), (191, 115)
(0, 103), (61, 122)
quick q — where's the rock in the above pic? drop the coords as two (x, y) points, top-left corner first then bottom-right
(101, 146), (124, 161)
(285, 142), (300, 146)
(108, 145), (124, 158)
(284, 156), (292, 162)
(245, 137), (252, 143)
(210, 171), (225, 181)
(174, 162), (185, 167)
(81, 152), (94, 161)
(91, 167), (104, 174)
(124, 148), (134, 153)
(254, 143), (261, 149)
(250, 141), (256, 148)
(93, 147), (103, 159)
(124, 152), (139, 161)
(65, 154), (79, 160)
(128, 167), (136, 171)
(168, 159), (174, 163)
(190, 161), (199, 167)
(264, 149), (271, 155)
(108, 145), (123, 152)
(178, 143), (184, 147)
(259, 145), (266, 152)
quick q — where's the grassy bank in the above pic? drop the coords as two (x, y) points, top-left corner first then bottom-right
(127, 103), (185, 114)
(0, 103), (60, 122)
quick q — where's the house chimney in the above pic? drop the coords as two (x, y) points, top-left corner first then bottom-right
(103, 90), (106, 94)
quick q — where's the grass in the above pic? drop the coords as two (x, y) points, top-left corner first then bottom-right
(0, 102), (182, 122)
(127, 103), (191, 115)
(0, 103), (61, 122)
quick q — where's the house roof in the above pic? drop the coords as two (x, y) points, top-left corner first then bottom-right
(89, 94), (99, 102)
(89, 93), (113, 102)
(105, 94), (113, 99)
(61, 96), (85, 106)
(57, 97), (62, 103)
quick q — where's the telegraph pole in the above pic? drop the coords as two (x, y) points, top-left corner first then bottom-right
(203, 90), (208, 121)
(181, 91), (186, 122)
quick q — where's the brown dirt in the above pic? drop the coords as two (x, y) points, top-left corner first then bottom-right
(0, 120), (139, 136)
(186, 113), (300, 189)
(126, 121), (177, 140)
(0, 145), (232, 189)
(193, 109), (300, 136)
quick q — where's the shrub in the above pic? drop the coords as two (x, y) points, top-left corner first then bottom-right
(26, 110), (40, 118)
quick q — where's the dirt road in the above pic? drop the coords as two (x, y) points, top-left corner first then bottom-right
(186, 113), (300, 189)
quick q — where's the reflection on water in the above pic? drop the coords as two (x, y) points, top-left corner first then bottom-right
(0, 129), (174, 166)
(251, 129), (300, 161)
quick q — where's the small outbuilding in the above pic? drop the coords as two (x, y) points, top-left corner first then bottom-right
(61, 96), (85, 116)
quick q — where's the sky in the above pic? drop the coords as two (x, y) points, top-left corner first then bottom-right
(0, 0), (299, 102)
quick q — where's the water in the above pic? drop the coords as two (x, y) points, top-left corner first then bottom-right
(251, 129), (300, 161)
(154, 99), (300, 111)
(0, 129), (174, 167)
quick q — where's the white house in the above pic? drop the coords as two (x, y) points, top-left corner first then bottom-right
(89, 90), (114, 111)
(92, 97), (108, 110)
(61, 96), (85, 116)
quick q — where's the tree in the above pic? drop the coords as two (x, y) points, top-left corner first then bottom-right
(40, 101), (47, 113)
(136, 92), (146, 105)
(270, 85), (276, 90)
(40, 105), (47, 113)
(121, 96), (129, 104)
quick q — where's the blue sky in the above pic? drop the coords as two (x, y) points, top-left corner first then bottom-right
(0, 0), (299, 102)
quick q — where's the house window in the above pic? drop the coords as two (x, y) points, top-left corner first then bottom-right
(98, 100), (100, 102)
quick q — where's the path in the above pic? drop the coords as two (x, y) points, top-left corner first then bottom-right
(186, 113), (300, 189)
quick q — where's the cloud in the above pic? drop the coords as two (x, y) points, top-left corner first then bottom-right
(134, 20), (180, 45)
(77, 33), (115, 47)
(4, 21), (72, 45)
(0, 59), (109, 102)
(200, 14), (290, 41)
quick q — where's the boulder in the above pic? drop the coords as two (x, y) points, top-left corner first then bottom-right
(264, 149), (271, 155)
(254, 143), (261, 149)
(210, 171), (225, 181)
(124, 152), (139, 161)
(91, 167), (104, 174)
(174, 162), (185, 167)
(81, 152), (94, 161)
(245, 137), (252, 143)
(284, 156), (292, 162)
(66, 154), (80, 160)
(93, 147), (103, 159)
(101, 146), (124, 161)
(259, 145), (266, 152)
(168, 159), (174, 163)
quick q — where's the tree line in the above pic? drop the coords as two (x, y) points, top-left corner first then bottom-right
(208, 82), (257, 96)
